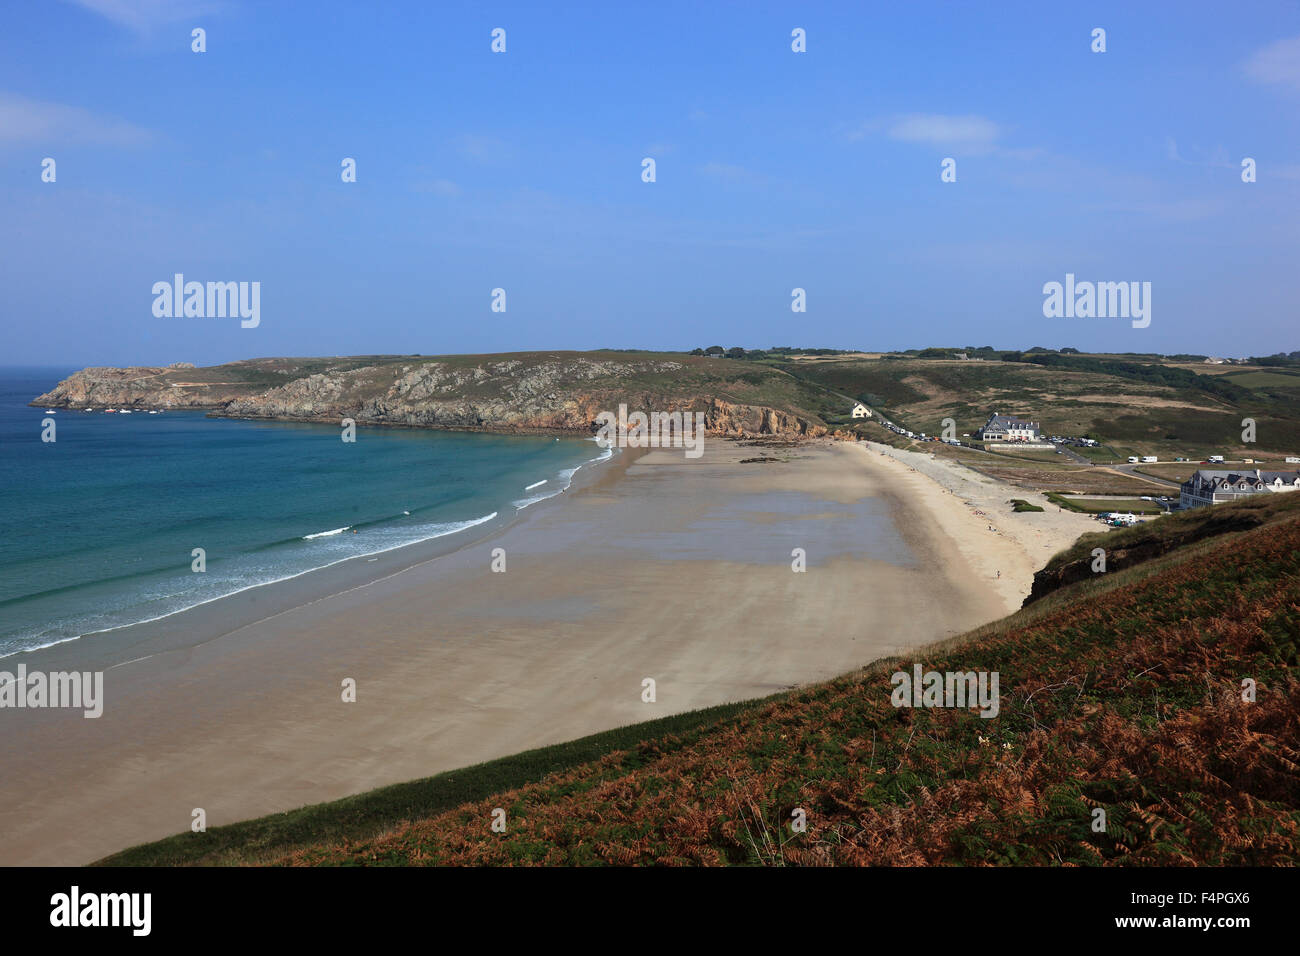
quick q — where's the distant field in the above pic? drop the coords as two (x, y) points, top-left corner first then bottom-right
(774, 354), (1300, 459)
(1073, 445), (1123, 462)
(975, 467), (1158, 495)
(1220, 369), (1300, 389)
(979, 447), (1065, 463)
(787, 352), (883, 362)
(966, 456), (1081, 473)
(1136, 463), (1196, 482)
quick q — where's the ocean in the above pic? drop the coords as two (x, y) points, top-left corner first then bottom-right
(0, 367), (609, 657)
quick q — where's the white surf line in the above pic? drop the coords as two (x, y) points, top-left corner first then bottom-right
(112, 516), (512, 658)
(303, 526), (351, 539)
(179, 454), (620, 646)
(525, 479), (548, 491)
(0, 632), (82, 659)
(0, 512), (503, 659)
(50, 452), (623, 664)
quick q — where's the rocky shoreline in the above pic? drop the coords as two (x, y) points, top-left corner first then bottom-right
(31, 354), (830, 440)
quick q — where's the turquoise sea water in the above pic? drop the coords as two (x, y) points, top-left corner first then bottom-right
(0, 367), (607, 657)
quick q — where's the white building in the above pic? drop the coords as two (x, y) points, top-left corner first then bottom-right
(851, 403), (871, 419)
(1179, 469), (1300, 509)
(977, 412), (1040, 442)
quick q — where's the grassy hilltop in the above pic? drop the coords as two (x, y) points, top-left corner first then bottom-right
(763, 351), (1300, 461)
(98, 492), (1300, 867)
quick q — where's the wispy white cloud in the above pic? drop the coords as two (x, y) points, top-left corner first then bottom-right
(413, 178), (461, 197)
(0, 91), (155, 146)
(64, 0), (225, 33)
(454, 133), (512, 165)
(887, 114), (1001, 151)
(699, 161), (770, 187)
(847, 113), (1017, 156)
(847, 114), (1040, 160)
(1243, 34), (1300, 91)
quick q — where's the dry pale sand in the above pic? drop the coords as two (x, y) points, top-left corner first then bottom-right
(851, 440), (1100, 608)
(0, 437), (1091, 865)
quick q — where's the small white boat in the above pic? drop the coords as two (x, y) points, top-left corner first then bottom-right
(44, 409), (57, 413)
(119, 410), (132, 415)
(148, 410), (159, 414)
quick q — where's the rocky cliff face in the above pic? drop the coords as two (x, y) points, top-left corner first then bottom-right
(30, 363), (232, 409)
(32, 356), (828, 439)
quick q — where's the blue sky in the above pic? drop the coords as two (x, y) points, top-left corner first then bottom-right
(1, 0), (1298, 366)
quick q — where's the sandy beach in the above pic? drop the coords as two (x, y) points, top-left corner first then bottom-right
(851, 440), (1100, 609)
(0, 437), (1094, 865)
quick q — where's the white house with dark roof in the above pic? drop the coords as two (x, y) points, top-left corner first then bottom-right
(977, 412), (1040, 442)
(1179, 469), (1300, 509)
